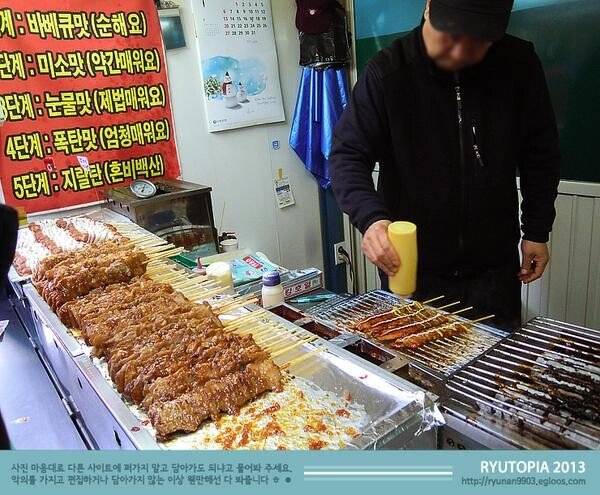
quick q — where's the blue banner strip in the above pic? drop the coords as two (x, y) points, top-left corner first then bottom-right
(1, 450), (598, 495)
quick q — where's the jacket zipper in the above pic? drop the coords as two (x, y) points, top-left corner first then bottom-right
(471, 120), (485, 167)
(454, 74), (465, 272)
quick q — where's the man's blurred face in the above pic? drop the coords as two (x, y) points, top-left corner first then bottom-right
(422, 9), (493, 72)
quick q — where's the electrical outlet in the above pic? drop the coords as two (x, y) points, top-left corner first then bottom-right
(333, 241), (349, 266)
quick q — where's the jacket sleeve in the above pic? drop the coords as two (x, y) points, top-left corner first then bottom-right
(329, 61), (392, 234)
(0, 204), (18, 290)
(519, 48), (560, 243)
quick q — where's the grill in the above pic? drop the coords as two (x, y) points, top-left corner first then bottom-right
(445, 317), (600, 449)
(306, 290), (505, 376)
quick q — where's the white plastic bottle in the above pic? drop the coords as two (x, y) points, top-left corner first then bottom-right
(261, 271), (284, 308)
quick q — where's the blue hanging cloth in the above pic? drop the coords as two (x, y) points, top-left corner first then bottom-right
(289, 67), (349, 189)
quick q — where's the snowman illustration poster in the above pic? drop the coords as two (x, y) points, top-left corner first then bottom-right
(194, 0), (285, 132)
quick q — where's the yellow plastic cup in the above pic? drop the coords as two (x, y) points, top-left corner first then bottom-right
(387, 221), (418, 296)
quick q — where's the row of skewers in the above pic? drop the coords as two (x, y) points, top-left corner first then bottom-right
(13, 216), (120, 276)
(30, 226), (324, 441)
(350, 295), (494, 350)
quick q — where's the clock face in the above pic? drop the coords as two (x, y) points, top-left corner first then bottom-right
(130, 179), (157, 199)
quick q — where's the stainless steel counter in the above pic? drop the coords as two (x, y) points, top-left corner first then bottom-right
(0, 298), (86, 449)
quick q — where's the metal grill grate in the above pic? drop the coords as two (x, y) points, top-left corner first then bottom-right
(446, 317), (600, 449)
(306, 290), (504, 375)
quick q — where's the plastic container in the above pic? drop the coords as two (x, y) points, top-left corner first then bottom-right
(261, 271), (284, 308)
(387, 221), (418, 297)
(205, 261), (233, 289)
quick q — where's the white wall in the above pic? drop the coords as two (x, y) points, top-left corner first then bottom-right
(520, 181), (600, 330)
(164, 0), (324, 270)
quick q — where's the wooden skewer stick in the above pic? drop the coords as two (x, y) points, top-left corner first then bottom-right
(235, 323), (274, 336)
(141, 244), (178, 255)
(194, 279), (220, 289)
(145, 262), (175, 271)
(147, 259), (173, 267)
(146, 271), (177, 280)
(235, 321), (274, 333)
(257, 330), (304, 348)
(138, 244), (171, 252)
(450, 306), (473, 316)
(468, 314), (495, 325)
(269, 336), (318, 358)
(223, 310), (266, 325)
(436, 300), (461, 311)
(214, 297), (259, 314)
(422, 295), (445, 305)
(223, 314), (267, 330)
(175, 286), (211, 297)
(172, 276), (214, 287)
(147, 246), (183, 256)
(191, 283), (229, 295)
(150, 270), (186, 280)
(170, 278), (204, 289)
(189, 286), (229, 301)
(228, 318), (272, 333)
(251, 323), (291, 337)
(211, 297), (237, 310)
(224, 320), (267, 334)
(144, 241), (176, 250)
(222, 320), (255, 332)
(145, 271), (175, 279)
(184, 288), (215, 298)
(263, 335), (312, 353)
(237, 328), (276, 342)
(248, 326), (280, 339)
(154, 273), (185, 282)
(214, 293), (256, 308)
(168, 275), (198, 285)
(138, 243), (170, 251)
(147, 248), (184, 260)
(125, 234), (156, 244)
(153, 276), (188, 286)
(261, 336), (301, 351)
(212, 295), (244, 308)
(145, 261), (171, 270)
(160, 278), (190, 287)
(255, 329), (300, 346)
(281, 347), (325, 370)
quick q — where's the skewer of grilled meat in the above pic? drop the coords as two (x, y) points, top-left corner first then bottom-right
(375, 311), (453, 341)
(35, 247), (148, 311)
(352, 301), (425, 332)
(391, 321), (470, 349)
(148, 359), (283, 441)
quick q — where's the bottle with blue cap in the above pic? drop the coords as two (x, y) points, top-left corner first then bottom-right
(261, 271), (284, 308)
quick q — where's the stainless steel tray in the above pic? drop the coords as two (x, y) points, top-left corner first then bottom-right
(23, 284), (443, 450)
(303, 290), (507, 391)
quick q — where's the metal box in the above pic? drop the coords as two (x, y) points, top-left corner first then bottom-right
(104, 179), (219, 260)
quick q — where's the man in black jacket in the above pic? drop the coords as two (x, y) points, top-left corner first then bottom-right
(330, 0), (560, 330)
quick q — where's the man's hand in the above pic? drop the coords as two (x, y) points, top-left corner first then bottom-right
(519, 240), (550, 284)
(362, 220), (401, 277)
